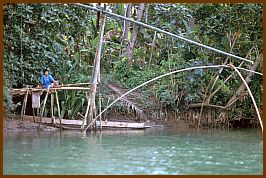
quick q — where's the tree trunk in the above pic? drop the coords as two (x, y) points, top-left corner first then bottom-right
(123, 3), (132, 44)
(126, 3), (145, 66)
(225, 56), (261, 108)
(119, 3), (132, 58)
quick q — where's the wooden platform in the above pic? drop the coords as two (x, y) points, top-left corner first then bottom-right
(22, 115), (150, 130)
(11, 86), (91, 97)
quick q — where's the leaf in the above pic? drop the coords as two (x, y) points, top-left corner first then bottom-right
(73, 52), (79, 62)
(91, 36), (99, 46)
(117, 3), (125, 16)
(128, 31), (131, 40)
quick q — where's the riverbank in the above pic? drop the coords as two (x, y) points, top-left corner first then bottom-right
(4, 115), (59, 132)
(3, 114), (193, 132)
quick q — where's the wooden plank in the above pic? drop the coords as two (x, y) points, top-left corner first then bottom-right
(62, 83), (90, 87)
(12, 86), (90, 93)
(96, 121), (148, 128)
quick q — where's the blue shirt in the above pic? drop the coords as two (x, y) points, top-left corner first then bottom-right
(40, 75), (54, 89)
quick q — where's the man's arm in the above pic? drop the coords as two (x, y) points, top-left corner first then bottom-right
(49, 75), (58, 85)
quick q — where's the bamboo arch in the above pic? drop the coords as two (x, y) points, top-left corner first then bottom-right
(82, 64), (263, 133)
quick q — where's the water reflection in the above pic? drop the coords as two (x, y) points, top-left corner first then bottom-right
(3, 128), (262, 175)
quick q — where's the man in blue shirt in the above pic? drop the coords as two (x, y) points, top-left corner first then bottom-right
(40, 69), (58, 89)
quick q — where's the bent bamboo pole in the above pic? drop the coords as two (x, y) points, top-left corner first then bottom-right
(83, 64), (262, 133)
(236, 67), (263, 76)
(232, 66), (263, 132)
(75, 3), (253, 64)
(83, 65), (226, 133)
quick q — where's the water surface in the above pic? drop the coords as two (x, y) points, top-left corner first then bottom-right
(3, 128), (263, 175)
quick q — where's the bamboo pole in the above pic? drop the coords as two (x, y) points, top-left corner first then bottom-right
(197, 49), (253, 128)
(99, 94), (102, 130)
(236, 67), (263, 76)
(98, 65), (102, 130)
(93, 99), (97, 130)
(83, 64), (262, 133)
(206, 62), (244, 104)
(75, 3), (253, 64)
(51, 93), (54, 125)
(87, 6), (107, 131)
(12, 87), (91, 93)
(62, 83), (90, 87)
(55, 91), (62, 131)
(232, 65), (263, 132)
(196, 60), (262, 127)
(83, 65), (235, 133)
(39, 90), (49, 129)
(37, 108), (40, 117)
(20, 89), (29, 121)
(82, 92), (90, 129)
(32, 108), (36, 123)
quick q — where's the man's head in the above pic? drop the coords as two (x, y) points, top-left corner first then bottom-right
(43, 69), (49, 76)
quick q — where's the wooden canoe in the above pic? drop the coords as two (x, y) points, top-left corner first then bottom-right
(22, 115), (150, 130)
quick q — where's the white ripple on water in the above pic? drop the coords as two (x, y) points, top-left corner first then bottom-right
(20, 141), (28, 144)
(234, 161), (244, 165)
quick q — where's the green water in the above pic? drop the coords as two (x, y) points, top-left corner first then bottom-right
(3, 128), (263, 175)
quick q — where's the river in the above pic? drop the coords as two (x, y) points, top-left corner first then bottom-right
(3, 128), (262, 175)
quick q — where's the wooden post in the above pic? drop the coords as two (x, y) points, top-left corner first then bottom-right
(32, 108), (36, 123)
(37, 108), (40, 117)
(82, 92), (90, 130)
(93, 100), (97, 130)
(39, 90), (49, 129)
(86, 5), (107, 131)
(99, 93), (102, 130)
(20, 91), (25, 120)
(20, 89), (29, 121)
(51, 93), (54, 125)
(98, 62), (102, 130)
(55, 91), (62, 131)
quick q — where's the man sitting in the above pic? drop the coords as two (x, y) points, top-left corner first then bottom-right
(40, 69), (58, 89)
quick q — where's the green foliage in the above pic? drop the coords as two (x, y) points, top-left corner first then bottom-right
(4, 3), (96, 112)
(4, 3), (262, 121)
(113, 59), (160, 89)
